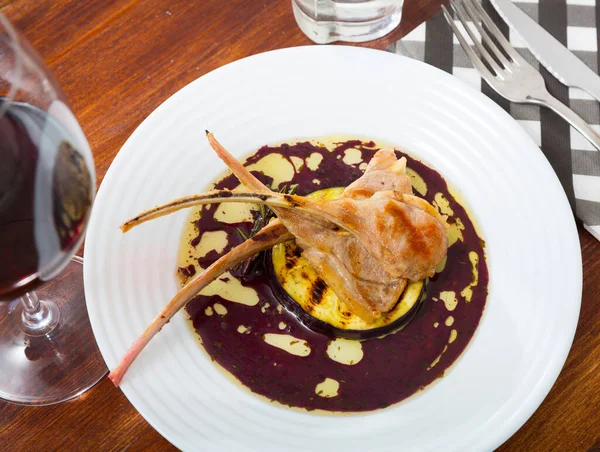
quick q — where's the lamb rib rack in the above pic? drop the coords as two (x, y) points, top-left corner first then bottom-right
(108, 134), (448, 386)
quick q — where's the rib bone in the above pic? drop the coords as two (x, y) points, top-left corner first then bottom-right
(120, 188), (447, 281)
(108, 220), (291, 386)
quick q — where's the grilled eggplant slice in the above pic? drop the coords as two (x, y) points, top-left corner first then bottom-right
(268, 187), (426, 340)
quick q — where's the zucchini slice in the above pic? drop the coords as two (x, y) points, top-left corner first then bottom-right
(268, 187), (425, 340)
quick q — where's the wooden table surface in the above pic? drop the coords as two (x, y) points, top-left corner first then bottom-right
(0, 0), (598, 450)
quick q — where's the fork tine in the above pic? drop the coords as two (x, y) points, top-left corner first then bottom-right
(467, 0), (528, 66)
(441, 5), (495, 81)
(450, 0), (505, 77)
(459, 0), (512, 70)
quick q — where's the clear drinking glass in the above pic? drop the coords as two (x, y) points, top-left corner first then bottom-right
(292, 0), (404, 44)
(0, 13), (107, 405)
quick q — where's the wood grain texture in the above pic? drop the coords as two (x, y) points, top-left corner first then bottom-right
(0, 0), (598, 451)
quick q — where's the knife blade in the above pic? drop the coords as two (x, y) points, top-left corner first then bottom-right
(490, 0), (600, 102)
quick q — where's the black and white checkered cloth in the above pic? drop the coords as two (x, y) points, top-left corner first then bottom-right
(388, 0), (600, 240)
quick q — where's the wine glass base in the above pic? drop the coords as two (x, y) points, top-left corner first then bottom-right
(0, 257), (107, 405)
(17, 298), (61, 337)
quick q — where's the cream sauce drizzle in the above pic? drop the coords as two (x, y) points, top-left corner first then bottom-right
(213, 303), (227, 316)
(194, 231), (228, 258)
(326, 338), (364, 366)
(428, 345), (448, 370)
(448, 218), (465, 247)
(213, 203), (254, 224)
(449, 329), (458, 344)
(306, 152), (324, 171)
(315, 378), (340, 398)
(342, 148), (362, 165)
(439, 291), (458, 312)
(246, 153), (295, 189)
(433, 192), (454, 216)
(290, 156), (304, 172)
(406, 167), (428, 196)
(460, 252), (479, 303)
(198, 271), (259, 306)
(263, 334), (311, 357)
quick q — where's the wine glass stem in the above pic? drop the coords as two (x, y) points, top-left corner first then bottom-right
(19, 291), (61, 337)
(21, 291), (41, 313)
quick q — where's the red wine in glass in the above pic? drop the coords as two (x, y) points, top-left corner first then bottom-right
(0, 99), (93, 299)
(0, 13), (107, 405)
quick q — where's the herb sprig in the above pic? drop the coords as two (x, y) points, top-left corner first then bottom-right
(234, 183), (298, 276)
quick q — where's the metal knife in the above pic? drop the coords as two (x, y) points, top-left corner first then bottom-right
(490, 0), (600, 102)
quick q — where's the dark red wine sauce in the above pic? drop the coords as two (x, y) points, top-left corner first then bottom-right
(180, 139), (488, 412)
(0, 100), (93, 299)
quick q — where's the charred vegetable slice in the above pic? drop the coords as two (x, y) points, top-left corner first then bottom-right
(268, 187), (425, 340)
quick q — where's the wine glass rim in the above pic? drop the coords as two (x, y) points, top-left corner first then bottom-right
(0, 12), (24, 118)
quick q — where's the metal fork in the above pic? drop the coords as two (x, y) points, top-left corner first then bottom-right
(442, 0), (600, 151)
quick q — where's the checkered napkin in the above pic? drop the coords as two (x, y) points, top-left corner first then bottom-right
(388, 0), (600, 240)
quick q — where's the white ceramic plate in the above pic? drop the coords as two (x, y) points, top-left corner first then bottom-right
(84, 46), (582, 452)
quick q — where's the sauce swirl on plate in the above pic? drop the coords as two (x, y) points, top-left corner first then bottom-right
(178, 137), (488, 412)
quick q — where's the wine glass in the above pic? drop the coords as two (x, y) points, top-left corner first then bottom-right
(0, 13), (107, 404)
